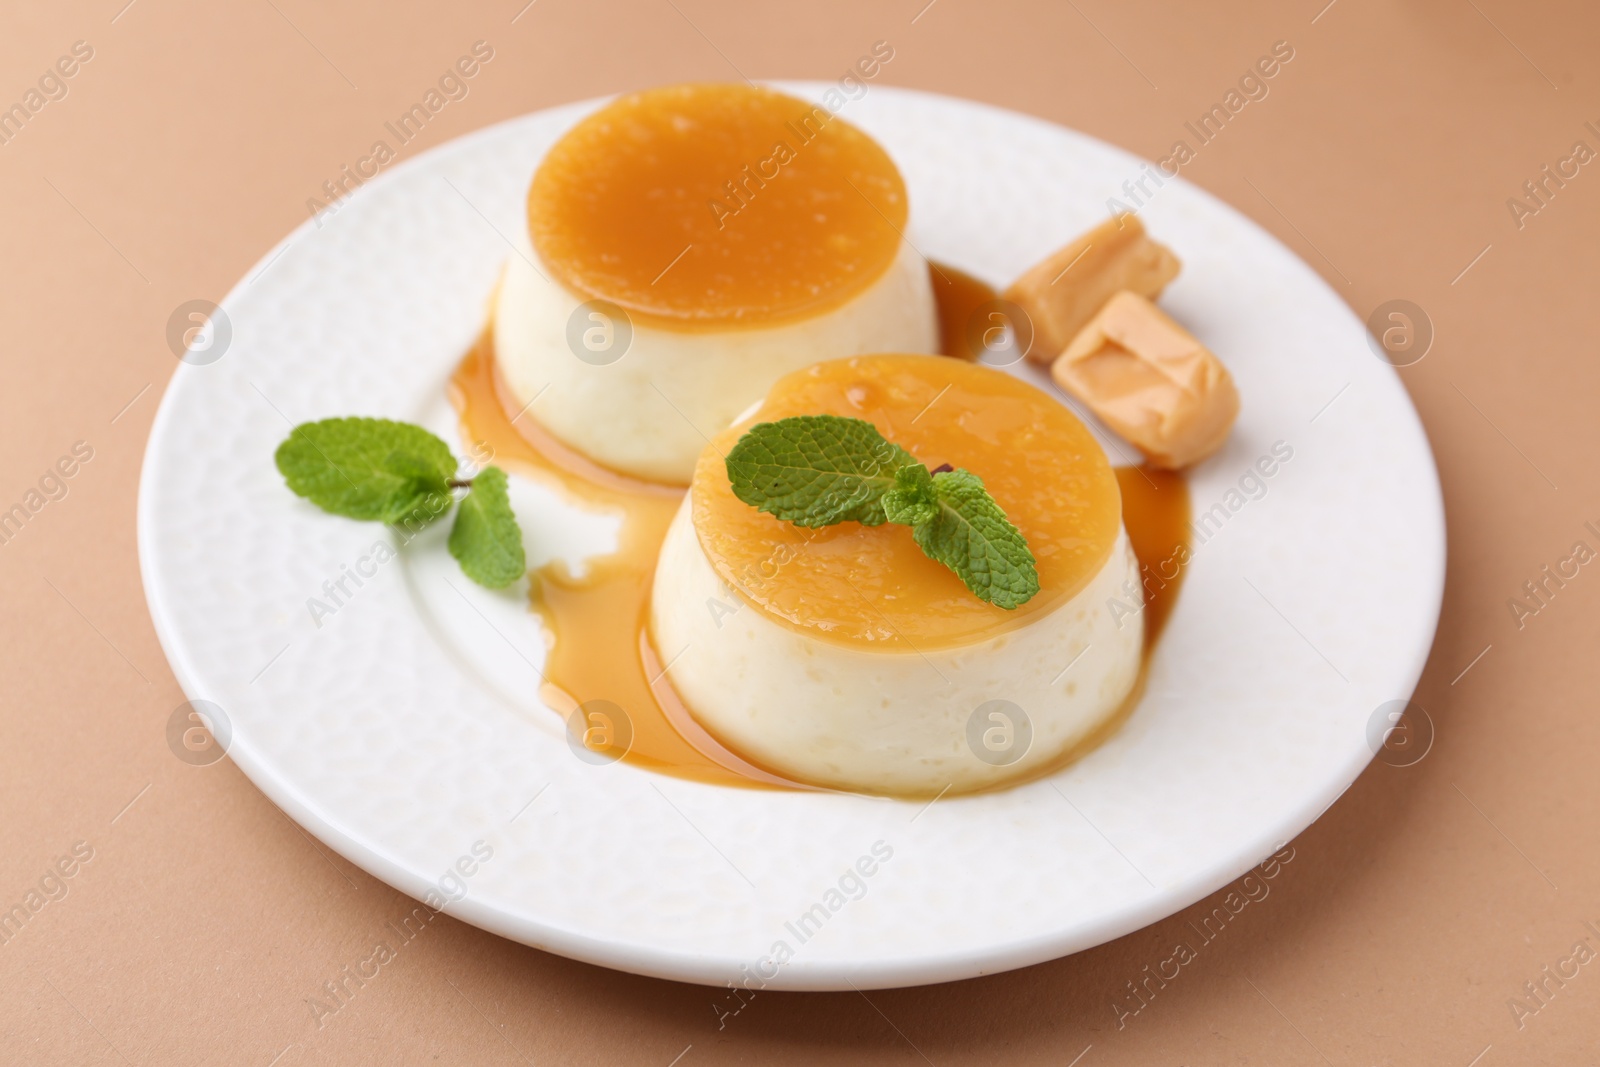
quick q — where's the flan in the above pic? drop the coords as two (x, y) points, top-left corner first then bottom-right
(649, 354), (1143, 794)
(496, 83), (938, 484)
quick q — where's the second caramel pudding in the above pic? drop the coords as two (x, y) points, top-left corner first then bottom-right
(496, 83), (938, 485)
(649, 354), (1144, 794)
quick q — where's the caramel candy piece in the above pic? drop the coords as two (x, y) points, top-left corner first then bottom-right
(1004, 214), (1181, 363)
(1052, 291), (1238, 470)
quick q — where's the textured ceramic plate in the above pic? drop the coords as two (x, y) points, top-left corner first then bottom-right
(138, 84), (1444, 990)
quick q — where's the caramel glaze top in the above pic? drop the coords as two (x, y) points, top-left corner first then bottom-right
(527, 83), (909, 331)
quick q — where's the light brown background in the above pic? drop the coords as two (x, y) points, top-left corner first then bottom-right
(3, 0), (1597, 1063)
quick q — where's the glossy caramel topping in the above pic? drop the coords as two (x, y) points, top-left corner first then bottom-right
(1115, 465), (1191, 644)
(928, 262), (996, 361)
(691, 354), (1123, 650)
(527, 83), (908, 329)
(451, 328), (790, 788)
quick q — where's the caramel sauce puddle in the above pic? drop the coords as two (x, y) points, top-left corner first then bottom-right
(448, 264), (1192, 795)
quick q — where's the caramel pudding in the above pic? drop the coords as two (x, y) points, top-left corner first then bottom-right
(495, 83), (938, 484)
(649, 354), (1144, 794)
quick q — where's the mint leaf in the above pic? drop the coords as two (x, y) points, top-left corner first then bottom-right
(725, 415), (918, 528)
(881, 463), (940, 526)
(909, 470), (1040, 609)
(448, 466), (526, 589)
(382, 451), (457, 530)
(276, 417), (456, 524)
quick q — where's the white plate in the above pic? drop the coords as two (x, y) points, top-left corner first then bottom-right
(138, 84), (1444, 990)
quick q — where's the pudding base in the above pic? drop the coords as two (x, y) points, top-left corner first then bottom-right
(650, 498), (1145, 795)
(494, 235), (937, 484)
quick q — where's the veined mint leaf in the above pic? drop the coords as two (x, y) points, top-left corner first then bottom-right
(881, 463), (940, 526)
(725, 415), (918, 528)
(448, 466), (526, 589)
(911, 469), (1040, 610)
(275, 417), (456, 523)
(381, 451), (457, 529)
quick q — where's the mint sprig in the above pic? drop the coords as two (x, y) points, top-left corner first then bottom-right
(725, 415), (1039, 609)
(275, 417), (526, 590)
(881, 463), (940, 526)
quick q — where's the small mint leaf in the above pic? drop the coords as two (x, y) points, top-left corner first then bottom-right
(448, 466), (526, 589)
(380, 451), (457, 527)
(725, 415), (918, 528)
(911, 469), (1040, 610)
(882, 463), (940, 526)
(276, 417), (456, 522)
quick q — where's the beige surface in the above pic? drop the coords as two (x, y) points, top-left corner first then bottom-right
(2, 0), (1597, 1063)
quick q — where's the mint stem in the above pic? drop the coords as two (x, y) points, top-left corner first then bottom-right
(447, 478), (473, 489)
